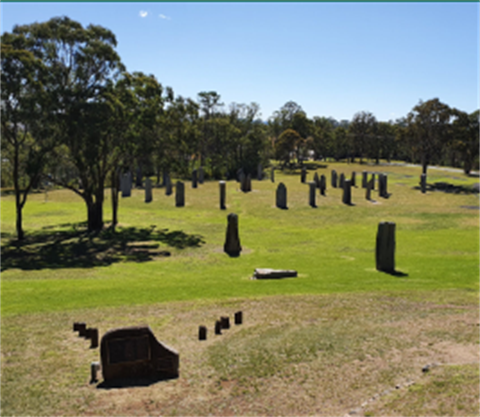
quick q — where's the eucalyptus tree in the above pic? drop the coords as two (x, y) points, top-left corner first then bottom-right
(450, 109), (479, 175)
(349, 111), (377, 163)
(11, 17), (126, 232)
(405, 98), (453, 175)
(1, 30), (57, 240)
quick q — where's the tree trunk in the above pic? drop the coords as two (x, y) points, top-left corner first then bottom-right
(464, 157), (472, 175)
(111, 170), (119, 231)
(86, 189), (104, 232)
(16, 202), (24, 241)
(13, 142), (24, 240)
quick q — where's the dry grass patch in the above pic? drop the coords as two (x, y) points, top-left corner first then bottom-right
(2, 291), (478, 416)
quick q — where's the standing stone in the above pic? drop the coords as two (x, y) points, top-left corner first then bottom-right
(276, 183), (287, 209)
(420, 174), (427, 194)
(224, 213), (242, 257)
(215, 321), (222, 335)
(301, 166), (307, 183)
(331, 170), (338, 188)
(192, 169), (198, 189)
(313, 172), (320, 189)
(271, 167), (275, 183)
(371, 173), (376, 190)
(219, 181), (226, 210)
(342, 179), (352, 205)
(165, 174), (172, 196)
(220, 316), (230, 329)
(309, 182), (316, 208)
(175, 181), (185, 207)
(246, 174), (252, 192)
(351, 171), (356, 187)
(366, 179), (373, 200)
(257, 163), (263, 181)
(90, 362), (100, 384)
(339, 173), (345, 189)
(198, 326), (207, 341)
(136, 167), (142, 188)
(88, 328), (99, 349)
(198, 166), (204, 184)
(234, 311), (243, 325)
(121, 173), (131, 197)
(362, 171), (368, 188)
(379, 174), (388, 198)
(376, 222), (396, 273)
(320, 175), (326, 196)
(145, 178), (152, 203)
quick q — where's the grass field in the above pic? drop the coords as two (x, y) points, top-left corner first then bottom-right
(1, 161), (479, 416)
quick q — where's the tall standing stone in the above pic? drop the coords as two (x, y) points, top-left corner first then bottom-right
(121, 173), (131, 197)
(342, 179), (352, 205)
(165, 174), (172, 196)
(376, 222), (396, 273)
(379, 174), (388, 198)
(301, 166), (307, 183)
(257, 163), (263, 181)
(246, 174), (252, 192)
(192, 169), (198, 189)
(331, 170), (338, 188)
(366, 179), (373, 200)
(313, 172), (320, 189)
(175, 181), (185, 207)
(145, 178), (152, 203)
(136, 167), (142, 188)
(420, 174), (426, 194)
(219, 181), (226, 210)
(271, 167), (275, 183)
(351, 171), (356, 187)
(339, 173), (345, 189)
(371, 173), (376, 190)
(362, 171), (368, 188)
(198, 167), (204, 184)
(309, 182), (317, 208)
(320, 175), (326, 196)
(276, 183), (287, 209)
(224, 213), (242, 257)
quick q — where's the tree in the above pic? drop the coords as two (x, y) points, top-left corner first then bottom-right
(276, 129), (301, 166)
(406, 98), (453, 175)
(349, 111), (377, 163)
(1, 31), (57, 240)
(12, 17), (126, 232)
(450, 109), (479, 175)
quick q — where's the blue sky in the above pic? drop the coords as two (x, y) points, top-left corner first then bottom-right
(1, 2), (478, 122)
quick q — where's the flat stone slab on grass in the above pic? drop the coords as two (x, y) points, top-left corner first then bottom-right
(252, 268), (297, 279)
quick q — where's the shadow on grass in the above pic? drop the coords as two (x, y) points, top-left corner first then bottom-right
(1, 223), (204, 271)
(379, 270), (409, 277)
(96, 375), (178, 389)
(413, 182), (478, 194)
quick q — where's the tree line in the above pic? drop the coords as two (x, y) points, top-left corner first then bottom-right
(2, 17), (479, 239)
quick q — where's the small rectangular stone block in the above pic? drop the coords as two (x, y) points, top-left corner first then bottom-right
(198, 326), (207, 341)
(215, 321), (222, 335)
(234, 311), (243, 325)
(220, 316), (230, 329)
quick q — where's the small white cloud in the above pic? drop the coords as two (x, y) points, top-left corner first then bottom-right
(139, 10), (148, 18)
(159, 14), (171, 20)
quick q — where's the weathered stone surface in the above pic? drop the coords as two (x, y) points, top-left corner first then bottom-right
(366, 179), (373, 200)
(379, 174), (388, 198)
(331, 170), (338, 188)
(224, 213), (242, 257)
(121, 173), (131, 197)
(376, 222), (395, 273)
(219, 181), (226, 210)
(253, 268), (297, 279)
(362, 171), (368, 188)
(192, 169), (198, 188)
(144, 178), (152, 203)
(257, 163), (263, 181)
(100, 326), (179, 382)
(420, 174), (427, 193)
(301, 166), (307, 183)
(198, 166), (204, 184)
(351, 171), (356, 187)
(339, 173), (345, 189)
(371, 173), (376, 190)
(240, 173), (251, 192)
(309, 182), (316, 207)
(342, 179), (352, 205)
(276, 183), (287, 209)
(320, 175), (326, 195)
(175, 181), (185, 207)
(165, 175), (172, 196)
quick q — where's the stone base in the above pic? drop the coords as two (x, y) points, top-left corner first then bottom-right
(252, 268), (297, 279)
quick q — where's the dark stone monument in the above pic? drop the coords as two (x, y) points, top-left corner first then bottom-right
(331, 170), (338, 188)
(246, 174), (252, 192)
(234, 311), (243, 325)
(73, 322), (85, 333)
(276, 183), (287, 209)
(371, 173), (376, 190)
(219, 181), (226, 210)
(351, 171), (356, 187)
(420, 174), (427, 194)
(339, 173), (345, 189)
(175, 181), (185, 207)
(144, 178), (152, 203)
(240, 173), (251, 192)
(309, 182), (317, 208)
(366, 179), (373, 200)
(342, 179), (352, 205)
(220, 316), (230, 329)
(192, 169), (198, 189)
(100, 326), (179, 382)
(224, 213), (242, 257)
(121, 173), (131, 197)
(301, 166), (307, 183)
(215, 321), (222, 335)
(257, 163), (263, 181)
(87, 328), (99, 349)
(90, 362), (100, 384)
(198, 326), (207, 341)
(314, 172), (320, 189)
(165, 175), (172, 196)
(379, 174), (388, 198)
(320, 175), (326, 196)
(136, 167), (142, 188)
(198, 166), (204, 184)
(78, 323), (87, 338)
(376, 222), (396, 273)
(362, 171), (368, 188)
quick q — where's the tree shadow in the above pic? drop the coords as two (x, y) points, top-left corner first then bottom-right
(413, 182), (478, 194)
(1, 223), (204, 271)
(379, 269), (409, 277)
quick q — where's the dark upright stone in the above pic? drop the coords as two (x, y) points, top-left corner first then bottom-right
(342, 179), (352, 205)
(331, 170), (338, 188)
(376, 222), (396, 273)
(320, 175), (326, 196)
(314, 172), (320, 189)
(234, 311), (243, 325)
(309, 182), (316, 207)
(362, 171), (368, 188)
(301, 166), (307, 183)
(420, 174), (426, 194)
(219, 181), (226, 210)
(144, 178), (152, 203)
(366, 179), (373, 200)
(198, 166), (204, 184)
(351, 171), (356, 187)
(192, 169), (198, 188)
(257, 163), (263, 181)
(224, 213), (242, 257)
(276, 183), (287, 209)
(175, 181), (185, 207)
(339, 173), (345, 189)
(165, 175), (172, 196)
(198, 326), (207, 341)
